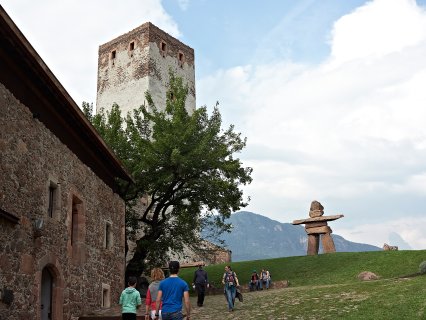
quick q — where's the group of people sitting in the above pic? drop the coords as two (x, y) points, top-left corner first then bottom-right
(249, 268), (271, 291)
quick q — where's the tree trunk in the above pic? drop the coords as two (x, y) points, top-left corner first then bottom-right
(125, 229), (162, 280)
(125, 241), (148, 280)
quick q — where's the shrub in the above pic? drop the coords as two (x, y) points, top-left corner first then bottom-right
(419, 261), (426, 274)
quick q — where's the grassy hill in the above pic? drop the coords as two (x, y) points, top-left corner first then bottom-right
(178, 250), (426, 319)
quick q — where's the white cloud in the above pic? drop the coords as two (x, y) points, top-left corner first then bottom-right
(198, 0), (426, 228)
(338, 217), (426, 249)
(330, 0), (426, 64)
(1, 0), (180, 106)
(177, 0), (190, 11)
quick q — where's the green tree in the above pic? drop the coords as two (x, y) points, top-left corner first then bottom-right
(83, 74), (252, 277)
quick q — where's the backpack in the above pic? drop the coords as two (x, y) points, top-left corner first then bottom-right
(225, 272), (235, 286)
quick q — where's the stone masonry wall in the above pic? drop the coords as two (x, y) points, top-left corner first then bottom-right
(167, 240), (232, 266)
(96, 22), (195, 117)
(0, 83), (126, 320)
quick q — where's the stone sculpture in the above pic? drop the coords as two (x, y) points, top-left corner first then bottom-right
(292, 201), (344, 255)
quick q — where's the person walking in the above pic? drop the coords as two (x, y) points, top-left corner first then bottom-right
(192, 263), (209, 307)
(145, 268), (165, 319)
(222, 265), (239, 312)
(154, 261), (191, 320)
(119, 276), (142, 320)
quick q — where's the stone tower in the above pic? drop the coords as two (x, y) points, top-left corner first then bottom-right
(96, 22), (195, 116)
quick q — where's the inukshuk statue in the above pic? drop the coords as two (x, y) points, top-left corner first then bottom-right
(292, 201), (344, 255)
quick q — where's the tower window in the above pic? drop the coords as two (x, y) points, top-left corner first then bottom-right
(105, 222), (112, 249)
(178, 52), (184, 68)
(129, 42), (135, 51)
(160, 41), (167, 57)
(111, 50), (116, 60)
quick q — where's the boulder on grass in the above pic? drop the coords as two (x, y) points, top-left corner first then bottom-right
(357, 271), (379, 281)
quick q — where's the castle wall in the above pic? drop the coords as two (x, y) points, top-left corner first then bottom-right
(0, 83), (126, 320)
(167, 241), (232, 266)
(96, 22), (195, 116)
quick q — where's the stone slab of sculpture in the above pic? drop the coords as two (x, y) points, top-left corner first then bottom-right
(309, 200), (324, 218)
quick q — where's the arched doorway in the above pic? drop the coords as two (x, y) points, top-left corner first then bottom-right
(38, 256), (64, 320)
(41, 267), (53, 320)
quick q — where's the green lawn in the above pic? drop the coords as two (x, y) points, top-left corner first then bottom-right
(178, 250), (426, 319)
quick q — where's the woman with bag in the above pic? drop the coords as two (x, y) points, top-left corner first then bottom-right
(222, 265), (239, 312)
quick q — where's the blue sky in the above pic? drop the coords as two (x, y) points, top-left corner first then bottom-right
(3, 0), (426, 249)
(163, 0), (368, 73)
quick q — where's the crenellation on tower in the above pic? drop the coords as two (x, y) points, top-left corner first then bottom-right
(96, 22), (195, 116)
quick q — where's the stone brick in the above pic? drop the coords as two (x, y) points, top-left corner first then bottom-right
(20, 254), (33, 274)
(307, 234), (320, 255)
(304, 221), (328, 229)
(305, 226), (332, 235)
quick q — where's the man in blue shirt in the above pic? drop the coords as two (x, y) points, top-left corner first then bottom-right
(155, 261), (191, 320)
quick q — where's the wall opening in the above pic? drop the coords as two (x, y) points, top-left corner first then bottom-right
(129, 41), (135, 51)
(70, 195), (85, 264)
(71, 198), (79, 246)
(48, 182), (58, 218)
(178, 52), (184, 68)
(102, 284), (111, 308)
(160, 41), (167, 57)
(47, 178), (61, 220)
(105, 221), (112, 249)
(111, 50), (116, 65)
(41, 267), (53, 320)
(39, 259), (65, 320)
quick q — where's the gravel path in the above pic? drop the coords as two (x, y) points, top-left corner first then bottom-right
(81, 287), (289, 319)
(189, 288), (289, 320)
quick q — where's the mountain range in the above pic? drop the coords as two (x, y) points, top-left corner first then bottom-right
(206, 211), (381, 262)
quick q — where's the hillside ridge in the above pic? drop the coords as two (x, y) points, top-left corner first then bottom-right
(204, 211), (380, 261)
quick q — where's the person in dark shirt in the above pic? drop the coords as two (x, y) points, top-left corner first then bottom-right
(249, 270), (260, 291)
(192, 263), (209, 307)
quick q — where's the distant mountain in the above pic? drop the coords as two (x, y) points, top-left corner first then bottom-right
(204, 211), (380, 262)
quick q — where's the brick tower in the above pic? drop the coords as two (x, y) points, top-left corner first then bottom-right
(96, 22), (195, 116)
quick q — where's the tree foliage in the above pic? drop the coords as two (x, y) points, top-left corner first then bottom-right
(83, 74), (252, 276)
